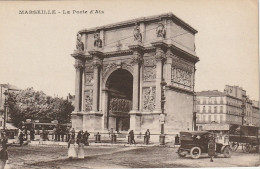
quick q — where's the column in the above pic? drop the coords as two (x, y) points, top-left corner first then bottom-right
(101, 90), (109, 130)
(132, 56), (140, 111)
(151, 42), (167, 113)
(128, 44), (144, 132)
(92, 59), (101, 112)
(155, 48), (165, 112)
(74, 59), (84, 112)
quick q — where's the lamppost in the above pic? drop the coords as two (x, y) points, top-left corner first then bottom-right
(241, 102), (246, 126)
(3, 90), (9, 131)
(159, 80), (167, 145)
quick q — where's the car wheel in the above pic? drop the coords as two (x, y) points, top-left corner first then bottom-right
(178, 148), (186, 157)
(223, 146), (232, 158)
(190, 147), (201, 159)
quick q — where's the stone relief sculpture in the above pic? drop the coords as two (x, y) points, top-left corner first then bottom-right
(171, 66), (192, 87)
(156, 23), (166, 38)
(85, 74), (93, 85)
(133, 24), (142, 42)
(85, 90), (93, 112)
(143, 87), (156, 111)
(94, 32), (102, 48)
(109, 97), (132, 113)
(144, 67), (156, 81)
(76, 33), (84, 51)
(143, 58), (156, 81)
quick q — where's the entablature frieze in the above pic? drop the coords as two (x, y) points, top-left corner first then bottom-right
(72, 44), (198, 64)
(165, 85), (195, 96)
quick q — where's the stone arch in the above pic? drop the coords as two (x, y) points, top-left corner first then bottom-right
(102, 63), (133, 89)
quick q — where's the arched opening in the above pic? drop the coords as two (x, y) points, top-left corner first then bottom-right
(106, 69), (133, 132)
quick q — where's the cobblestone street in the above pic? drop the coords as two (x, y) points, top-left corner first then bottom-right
(6, 144), (260, 168)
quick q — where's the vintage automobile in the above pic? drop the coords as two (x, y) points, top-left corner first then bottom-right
(177, 131), (232, 159)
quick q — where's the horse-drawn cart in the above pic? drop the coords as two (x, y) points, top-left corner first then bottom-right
(229, 125), (259, 153)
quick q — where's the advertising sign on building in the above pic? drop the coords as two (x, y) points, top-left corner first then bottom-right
(203, 124), (229, 131)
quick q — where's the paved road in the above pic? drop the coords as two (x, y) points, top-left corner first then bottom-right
(6, 145), (260, 168)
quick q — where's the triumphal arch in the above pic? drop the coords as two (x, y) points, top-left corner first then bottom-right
(71, 13), (199, 140)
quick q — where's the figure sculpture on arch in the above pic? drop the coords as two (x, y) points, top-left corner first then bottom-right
(76, 33), (84, 51)
(156, 23), (166, 38)
(94, 32), (103, 48)
(133, 23), (142, 43)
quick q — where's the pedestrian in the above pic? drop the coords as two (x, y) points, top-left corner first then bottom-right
(76, 130), (83, 144)
(42, 128), (46, 141)
(175, 134), (180, 146)
(83, 130), (90, 146)
(77, 132), (84, 159)
(144, 129), (150, 145)
(46, 130), (49, 141)
(19, 131), (24, 146)
(53, 126), (57, 141)
(66, 126), (70, 142)
(0, 148), (8, 169)
(57, 126), (61, 141)
(0, 132), (8, 151)
(67, 137), (77, 160)
(129, 130), (136, 145)
(71, 128), (75, 139)
(30, 128), (35, 141)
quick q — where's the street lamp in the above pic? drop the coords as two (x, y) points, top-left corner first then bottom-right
(241, 103), (246, 126)
(159, 80), (167, 145)
(3, 90), (9, 131)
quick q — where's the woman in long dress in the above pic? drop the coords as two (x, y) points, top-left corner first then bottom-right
(68, 138), (77, 159)
(77, 130), (85, 159)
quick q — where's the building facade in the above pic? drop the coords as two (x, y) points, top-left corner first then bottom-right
(252, 100), (260, 127)
(0, 84), (20, 129)
(70, 13), (199, 138)
(196, 85), (259, 130)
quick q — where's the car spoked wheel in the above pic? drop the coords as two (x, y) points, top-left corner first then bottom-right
(223, 146), (232, 158)
(178, 148), (187, 157)
(190, 147), (201, 159)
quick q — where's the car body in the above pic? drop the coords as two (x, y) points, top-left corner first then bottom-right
(177, 131), (232, 159)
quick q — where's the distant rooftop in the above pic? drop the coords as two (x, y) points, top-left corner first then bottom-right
(0, 83), (20, 91)
(197, 90), (226, 97)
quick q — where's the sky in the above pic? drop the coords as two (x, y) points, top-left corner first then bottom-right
(0, 0), (259, 100)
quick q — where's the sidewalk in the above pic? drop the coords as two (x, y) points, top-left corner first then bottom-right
(28, 139), (165, 147)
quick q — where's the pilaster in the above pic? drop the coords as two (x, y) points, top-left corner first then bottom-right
(151, 41), (167, 113)
(128, 44), (144, 132)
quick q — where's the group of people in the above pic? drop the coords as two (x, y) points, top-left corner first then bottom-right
(128, 129), (151, 145)
(67, 130), (90, 159)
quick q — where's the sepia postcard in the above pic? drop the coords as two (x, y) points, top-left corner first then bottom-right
(0, 0), (259, 168)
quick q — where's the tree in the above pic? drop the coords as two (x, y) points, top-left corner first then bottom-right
(8, 88), (74, 127)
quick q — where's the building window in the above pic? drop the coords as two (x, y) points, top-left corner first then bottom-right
(214, 98), (217, 104)
(197, 115), (200, 121)
(208, 115), (212, 122)
(220, 115), (223, 123)
(203, 98), (206, 104)
(197, 106), (200, 113)
(220, 106), (223, 113)
(214, 115), (217, 122)
(220, 97), (224, 104)
(197, 99), (200, 104)
(214, 106), (217, 113)
(203, 115), (206, 121)
(208, 106), (211, 113)
(203, 106), (206, 113)
(208, 97), (212, 104)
